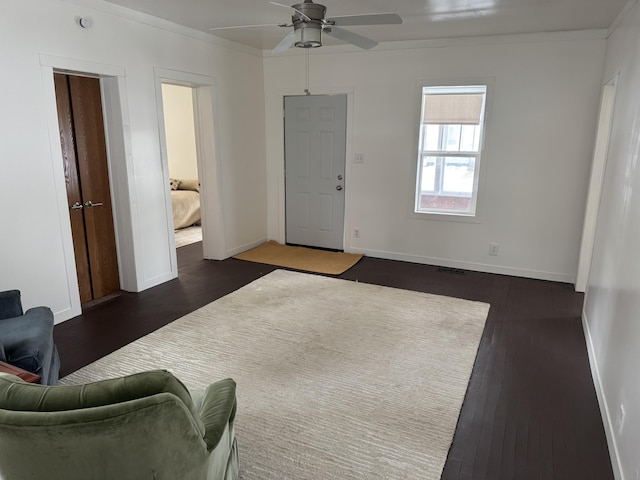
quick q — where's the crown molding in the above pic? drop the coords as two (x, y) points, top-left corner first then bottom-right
(61, 0), (263, 57)
(262, 29), (609, 58)
(607, 0), (639, 37)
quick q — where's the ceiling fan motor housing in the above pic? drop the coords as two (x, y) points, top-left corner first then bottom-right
(292, 0), (326, 48)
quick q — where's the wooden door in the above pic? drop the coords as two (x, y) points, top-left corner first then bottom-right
(54, 74), (92, 302)
(284, 95), (347, 250)
(54, 73), (120, 303)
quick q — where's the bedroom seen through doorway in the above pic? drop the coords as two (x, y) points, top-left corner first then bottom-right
(161, 83), (203, 250)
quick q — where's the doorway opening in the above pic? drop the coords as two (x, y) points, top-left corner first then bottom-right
(154, 68), (226, 272)
(160, 83), (203, 250)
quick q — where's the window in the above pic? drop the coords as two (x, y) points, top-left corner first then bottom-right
(415, 85), (487, 216)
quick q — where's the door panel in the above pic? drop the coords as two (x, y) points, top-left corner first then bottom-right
(296, 134), (310, 177)
(285, 95), (347, 250)
(320, 132), (334, 179)
(319, 194), (333, 231)
(67, 76), (120, 299)
(54, 74), (92, 303)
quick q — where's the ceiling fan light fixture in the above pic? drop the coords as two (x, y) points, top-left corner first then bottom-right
(217, 0), (401, 54)
(295, 24), (322, 48)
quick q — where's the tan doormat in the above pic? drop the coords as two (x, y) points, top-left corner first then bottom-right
(233, 240), (363, 275)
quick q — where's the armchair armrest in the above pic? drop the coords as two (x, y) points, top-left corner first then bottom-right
(197, 378), (237, 451)
(0, 307), (54, 372)
(0, 307), (54, 346)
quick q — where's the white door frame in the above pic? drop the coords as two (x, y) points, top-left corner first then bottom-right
(268, 86), (355, 251)
(40, 54), (140, 321)
(153, 68), (226, 270)
(576, 73), (618, 292)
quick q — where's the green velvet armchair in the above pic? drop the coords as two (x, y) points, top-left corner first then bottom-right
(0, 370), (239, 480)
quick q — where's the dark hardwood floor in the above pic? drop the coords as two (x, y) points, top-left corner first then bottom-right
(53, 242), (613, 480)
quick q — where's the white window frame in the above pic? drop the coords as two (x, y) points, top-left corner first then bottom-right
(411, 78), (493, 223)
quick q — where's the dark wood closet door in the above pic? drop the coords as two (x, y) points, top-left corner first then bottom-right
(54, 74), (92, 303)
(68, 75), (120, 299)
(54, 73), (120, 303)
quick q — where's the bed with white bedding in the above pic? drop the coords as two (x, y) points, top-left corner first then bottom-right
(170, 178), (200, 230)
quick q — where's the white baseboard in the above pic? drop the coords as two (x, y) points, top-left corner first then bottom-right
(53, 306), (80, 325)
(225, 238), (268, 258)
(143, 271), (178, 291)
(347, 247), (576, 283)
(582, 310), (624, 480)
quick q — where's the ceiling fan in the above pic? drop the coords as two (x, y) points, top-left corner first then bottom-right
(209, 0), (403, 54)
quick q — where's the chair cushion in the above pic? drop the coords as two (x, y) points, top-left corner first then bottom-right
(0, 290), (23, 320)
(0, 370), (204, 435)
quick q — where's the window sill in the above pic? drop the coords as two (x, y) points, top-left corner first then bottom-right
(408, 210), (482, 224)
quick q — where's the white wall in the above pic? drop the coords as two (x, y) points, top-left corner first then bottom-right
(161, 84), (199, 181)
(584, 1), (640, 478)
(0, 0), (267, 322)
(264, 32), (606, 282)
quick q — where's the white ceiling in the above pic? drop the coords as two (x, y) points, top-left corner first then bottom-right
(104, 0), (629, 50)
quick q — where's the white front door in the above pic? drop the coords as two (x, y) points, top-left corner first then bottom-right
(284, 94), (347, 250)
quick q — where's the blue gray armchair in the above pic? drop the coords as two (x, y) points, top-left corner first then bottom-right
(0, 290), (60, 385)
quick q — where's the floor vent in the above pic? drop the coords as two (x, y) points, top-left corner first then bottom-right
(437, 267), (467, 275)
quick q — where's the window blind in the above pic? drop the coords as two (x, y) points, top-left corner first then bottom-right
(422, 93), (484, 125)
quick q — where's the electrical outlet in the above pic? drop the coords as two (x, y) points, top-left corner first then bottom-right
(354, 153), (365, 164)
(353, 228), (360, 238)
(616, 404), (626, 435)
(488, 243), (499, 256)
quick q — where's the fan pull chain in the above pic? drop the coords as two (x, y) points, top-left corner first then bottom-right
(304, 49), (311, 95)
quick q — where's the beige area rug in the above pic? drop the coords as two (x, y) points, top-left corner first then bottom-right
(175, 225), (202, 248)
(233, 240), (363, 275)
(60, 270), (490, 480)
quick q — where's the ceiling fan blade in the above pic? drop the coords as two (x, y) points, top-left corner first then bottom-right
(326, 13), (402, 27)
(324, 26), (378, 50)
(209, 23), (284, 31)
(269, 2), (312, 21)
(272, 30), (297, 54)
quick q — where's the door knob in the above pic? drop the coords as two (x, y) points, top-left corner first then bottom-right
(70, 201), (83, 210)
(84, 201), (104, 208)
(336, 185), (343, 191)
